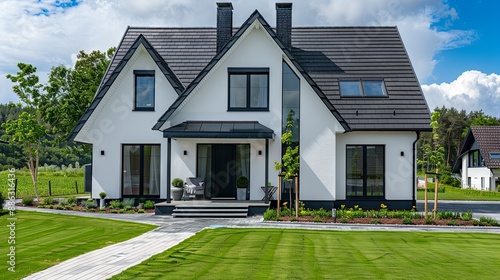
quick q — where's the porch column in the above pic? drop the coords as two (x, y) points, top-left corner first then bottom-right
(167, 137), (171, 203)
(265, 138), (269, 204)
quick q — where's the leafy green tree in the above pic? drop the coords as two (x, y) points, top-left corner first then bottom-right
(2, 63), (47, 199)
(41, 48), (115, 142)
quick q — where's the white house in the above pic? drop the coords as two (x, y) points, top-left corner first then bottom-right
(452, 126), (500, 191)
(69, 3), (431, 210)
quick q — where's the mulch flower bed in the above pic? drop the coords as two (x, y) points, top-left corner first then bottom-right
(277, 215), (475, 226)
(17, 202), (155, 214)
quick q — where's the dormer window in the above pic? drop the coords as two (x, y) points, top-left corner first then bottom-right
(134, 70), (155, 111)
(490, 152), (500, 159)
(340, 80), (387, 97)
(228, 68), (269, 111)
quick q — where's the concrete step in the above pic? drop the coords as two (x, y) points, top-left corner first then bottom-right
(172, 205), (249, 218)
(172, 212), (248, 218)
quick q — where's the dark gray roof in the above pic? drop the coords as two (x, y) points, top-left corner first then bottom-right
(70, 10), (431, 141)
(453, 126), (500, 172)
(163, 121), (274, 139)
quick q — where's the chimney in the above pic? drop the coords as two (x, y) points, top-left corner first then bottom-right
(217, 2), (233, 53)
(276, 3), (292, 50)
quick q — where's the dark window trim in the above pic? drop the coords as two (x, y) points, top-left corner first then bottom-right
(228, 68), (270, 111)
(121, 144), (161, 198)
(134, 70), (155, 111)
(346, 145), (385, 199)
(339, 79), (388, 98)
(468, 149), (484, 168)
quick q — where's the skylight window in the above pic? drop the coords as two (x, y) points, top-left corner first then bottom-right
(340, 80), (387, 97)
(490, 152), (500, 159)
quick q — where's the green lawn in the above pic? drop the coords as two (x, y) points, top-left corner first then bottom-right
(0, 170), (85, 198)
(417, 185), (500, 201)
(0, 211), (156, 280)
(111, 228), (500, 280)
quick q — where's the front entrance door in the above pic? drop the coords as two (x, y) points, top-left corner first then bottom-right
(212, 144), (236, 198)
(197, 144), (250, 199)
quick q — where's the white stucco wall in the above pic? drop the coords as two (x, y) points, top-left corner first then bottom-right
(299, 82), (344, 200)
(466, 166), (493, 190)
(77, 45), (178, 199)
(336, 131), (417, 200)
(167, 20), (345, 201)
(168, 21), (284, 198)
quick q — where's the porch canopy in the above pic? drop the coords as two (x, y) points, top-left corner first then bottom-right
(163, 121), (274, 203)
(163, 121), (274, 139)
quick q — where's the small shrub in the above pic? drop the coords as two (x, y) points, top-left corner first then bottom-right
(110, 209), (119, 213)
(42, 197), (54, 205)
(138, 209), (145, 213)
(461, 210), (473, 221)
(83, 199), (97, 209)
(66, 196), (76, 205)
(99, 192), (107, 199)
(122, 198), (135, 209)
(110, 200), (122, 209)
(263, 208), (277, 220)
(139, 197), (146, 203)
(290, 217), (298, 222)
(22, 197), (34, 206)
(425, 217), (435, 225)
(144, 200), (155, 209)
(447, 219), (459, 226)
(59, 199), (68, 206)
(340, 218), (348, 223)
(313, 215), (323, 223)
(479, 216), (499, 226)
(370, 219), (381, 224)
(56, 205), (64, 210)
(37, 204), (44, 208)
(119, 209), (126, 213)
(402, 217), (413, 225)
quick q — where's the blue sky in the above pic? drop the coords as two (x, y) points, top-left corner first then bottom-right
(430, 0), (500, 83)
(0, 0), (499, 116)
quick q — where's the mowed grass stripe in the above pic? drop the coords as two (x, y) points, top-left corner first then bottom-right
(0, 211), (156, 280)
(111, 228), (500, 280)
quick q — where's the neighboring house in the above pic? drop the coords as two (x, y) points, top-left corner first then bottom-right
(69, 3), (431, 209)
(452, 126), (500, 191)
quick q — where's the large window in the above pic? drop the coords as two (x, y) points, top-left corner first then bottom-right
(134, 70), (155, 111)
(469, 150), (484, 167)
(282, 62), (300, 141)
(340, 80), (387, 97)
(122, 144), (160, 197)
(346, 145), (385, 198)
(228, 68), (269, 110)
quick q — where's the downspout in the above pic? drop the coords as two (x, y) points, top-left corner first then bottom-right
(412, 131), (420, 208)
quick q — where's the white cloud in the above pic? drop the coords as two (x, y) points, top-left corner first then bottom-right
(422, 71), (500, 117)
(0, 0), (476, 106)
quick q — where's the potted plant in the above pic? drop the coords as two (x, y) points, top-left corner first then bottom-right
(99, 192), (107, 208)
(236, 176), (248, 200)
(171, 178), (184, 201)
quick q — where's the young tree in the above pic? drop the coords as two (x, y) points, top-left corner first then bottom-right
(2, 63), (46, 199)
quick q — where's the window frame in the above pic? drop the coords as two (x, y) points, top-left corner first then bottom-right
(228, 67), (270, 111)
(122, 144), (161, 198)
(134, 70), (155, 111)
(468, 149), (484, 167)
(346, 145), (385, 199)
(340, 79), (388, 97)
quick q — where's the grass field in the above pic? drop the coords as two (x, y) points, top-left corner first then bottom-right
(0, 211), (156, 280)
(0, 170), (85, 198)
(417, 185), (500, 201)
(111, 228), (500, 280)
